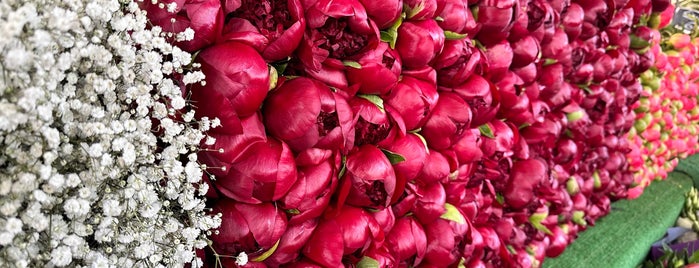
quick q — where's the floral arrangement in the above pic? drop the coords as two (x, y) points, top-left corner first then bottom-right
(178, 0), (672, 267)
(0, 0), (683, 267)
(0, 0), (220, 267)
(627, 5), (699, 198)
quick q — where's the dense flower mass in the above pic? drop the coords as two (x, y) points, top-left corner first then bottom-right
(0, 0), (219, 266)
(184, 0), (674, 266)
(1, 0), (689, 266)
(626, 12), (699, 198)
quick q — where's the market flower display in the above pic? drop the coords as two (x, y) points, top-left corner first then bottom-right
(1, 0), (691, 267)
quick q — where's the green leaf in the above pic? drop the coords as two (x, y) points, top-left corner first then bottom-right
(529, 212), (552, 235)
(338, 156), (347, 178)
(445, 31), (468, 40)
(543, 58), (558, 66)
(251, 239), (280, 262)
(286, 208), (300, 215)
(405, 1), (426, 19)
(592, 170), (601, 189)
(268, 65), (279, 90)
(572, 210), (587, 226)
(566, 110), (585, 122)
(357, 256), (380, 268)
(381, 149), (406, 164)
(478, 124), (495, 138)
(435, 16), (445, 22)
(412, 132), (430, 154)
(440, 203), (466, 224)
(357, 94), (385, 111)
(342, 60), (362, 69)
(495, 193), (505, 205)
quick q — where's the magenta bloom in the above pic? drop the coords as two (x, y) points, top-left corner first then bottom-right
(211, 200), (287, 264)
(438, 0), (479, 36)
(395, 19), (446, 69)
(141, 0), (223, 52)
(414, 150), (451, 185)
(446, 73), (500, 126)
(411, 182), (447, 224)
(281, 148), (340, 224)
(302, 206), (384, 267)
(511, 35), (540, 68)
(338, 145), (397, 209)
(384, 133), (428, 183)
(346, 42), (402, 95)
(359, 0), (403, 29)
(403, 0), (443, 20)
(350, 96), (406, 147)
(475, 0), (518, 45)
(264, 219), (318, 266)
(221, 0), (306, 61)
(422, 211), (469, 266)
(386, 216), (428, 265)
(483, 40), (514, 80)
(214, 138), (297, 204)
(384, 70), (439, 131)
(504, 158), (548, 209)
(263, 77), (354, 153)
(433, 39), (487, 87)
(421, 92), (472, 150)
(191, 42), (269, 121)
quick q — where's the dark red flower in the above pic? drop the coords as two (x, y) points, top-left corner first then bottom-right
(504, 158), (548, 209)
(302, 206), (384, 267)
(281, 148), (340, 224)
(386, 216), (428, 265)
(191, 42), (270, 120)
(444, 73), (500, 126)
(437, 0), (479, 36)
(384, 69), (440, 131)
(211, 200), (287, 263)
(395, 19), (446, 69)
(350, 96), (406, 147)
(359, 0), (403, 29)
(422, 209), (469, 267)
(421, 92), (472, 150)
(412, 182), (447, 224)
(264, 219), (319, 266)
(222, 0), (306, 61)
(141, 0), (223, 52)
(475, 0), (518, 45)
(383, 133), (428, 201)
(263, 77), (354, 153)
(213, 137), (297, 203)
(433, 39), (487, 87)
(346, 42), (402, 95)
(337, 145), (397, 209)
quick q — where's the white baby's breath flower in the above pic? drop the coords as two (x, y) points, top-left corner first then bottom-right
(0, 0), (218, 266)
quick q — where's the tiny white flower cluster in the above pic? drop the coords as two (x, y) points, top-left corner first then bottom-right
(0, 0), (221, 267)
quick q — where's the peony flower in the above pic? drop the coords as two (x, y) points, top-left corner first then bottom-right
(444, 73), (500, 126)
(437, 0), (479, 36)
(264, 219), (319, 266)
(281, 148), (341, 224)
(140, 0), (223, 52)
(190, 41), (270, 120)
(432, 39), (487, 87)
(263, 77), (355, 153)
(421, 209), (469, 267)
(510, 35), (540, 69)
(346, 42), (402, 95)
(221, 0), (306, 61)
(213, 137), (297, 204)
(386, 216), (428, 265)
(350, 96), (406, 147)
(384, 69), (440, 131)
(302, 206), (384, 267)
(421, 92), (472, 150)
(382, 133), (429, 201)
(395, 19), (446, 69)
(504, 158), (548, 209)
(475, 0), (518, 45)
(359, 0), (404, 29)
(412, 182), (448, 224)
(210, 200), (287, 265)
(337, 145), (397, 209)
(295, 0), (379, 88)
(403, 0), (443, 20)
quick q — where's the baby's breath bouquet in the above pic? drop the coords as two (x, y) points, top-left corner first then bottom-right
(0, 0), (220, 266)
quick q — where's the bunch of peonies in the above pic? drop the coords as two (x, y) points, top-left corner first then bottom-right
(627, 11), (699, 198)
(0, 0), (220, 267)
(152, 0), (675, 266)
